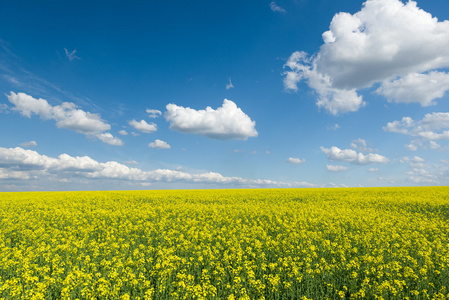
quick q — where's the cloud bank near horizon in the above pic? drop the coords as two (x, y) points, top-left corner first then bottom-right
(0, 146), (316, 189)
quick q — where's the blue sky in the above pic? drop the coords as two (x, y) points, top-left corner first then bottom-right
(1, 0), (449, 191)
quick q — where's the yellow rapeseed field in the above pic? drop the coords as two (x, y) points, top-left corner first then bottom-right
(0, 187), (448, 299)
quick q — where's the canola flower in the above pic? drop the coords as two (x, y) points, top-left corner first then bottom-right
(0, 187), (448, 299)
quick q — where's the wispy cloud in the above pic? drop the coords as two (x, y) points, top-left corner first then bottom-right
(0, 42), (97, 110)
(226, 78), (234, 89)
(146, 109), (162, 118)
(0, 103), (9, 114)
(3, 74), (21, 85)
(64, 48), (81, 61)
(20, 141), (37, 147)
(270, 1), (286, 12)
(327, 123), (340, 130)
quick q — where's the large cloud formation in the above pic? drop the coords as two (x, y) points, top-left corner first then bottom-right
(7, 92), (122, 145)
(164, 99), (258, 140)
(0, 146), (315, 188)
(283, 0), (449, 114)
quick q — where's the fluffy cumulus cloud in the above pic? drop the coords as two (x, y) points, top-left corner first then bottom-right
(148, 139), (171, 149)
(7, 92), (122, 146)
(283, 0), (449, 114)
(129, 119), (157, 133)
(286, 157), (305, 164)
(96, 133), (123, 146)
(321, 146), (389, 164)
(326, 165), (348, 172)
(0, 146), (316, 188)
(164, 99), (258, 140)
(284, 52), (364, 115)
(376, 71), (449, 106)
(384, 113), (449, 148)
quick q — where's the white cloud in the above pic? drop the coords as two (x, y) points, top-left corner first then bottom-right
(123, 160), (138, 165)
(399, 156), (446, 184)
(401, 156), (426, 168)
(376, 71), (449, 106)
(384, 116), (414, 135)
(0, 147), (99, 171)
(286, 157), (305, 164)
(96, 133), (124, 146)
(328, 123), (340, 130)
(0, 169), (30, 180)
(148, 139), (171, 149)
(0, 146), (316, 188)
(326, 165), (348, 172)
(226, 78), (234, 90)
(165, 99), (258, 140)
(429, 141), (441, 149)
(402, 156), (425, 164)
(368, 168), (379, 173)
(284, 52), (364, 115)
(384, 113), (449, 149)
(350, 138), (376, 153)
(64, 48), (80, 61)
(321, 146), (389, 164)
(283, 0), (449, 114)
(0, 103), (9, 113)
(8, 92), (54, 119)
(270, 1), (286, 12)
(146, 109), (162, 118)
(20, 141), (37, 147)
(404, 143), (418, 151)
(3, 75), (20, 86)
(118, 130), (128, 136)
(129, 119), (157, 133)
(7, 92), (122, 146)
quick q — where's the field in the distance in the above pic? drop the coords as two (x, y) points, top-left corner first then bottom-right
(0, 187), (448, 299)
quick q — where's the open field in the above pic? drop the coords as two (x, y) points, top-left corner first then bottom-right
(0, 187), (448, 299)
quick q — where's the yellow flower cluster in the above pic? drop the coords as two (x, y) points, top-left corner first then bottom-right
(0, 187), (448, 299)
